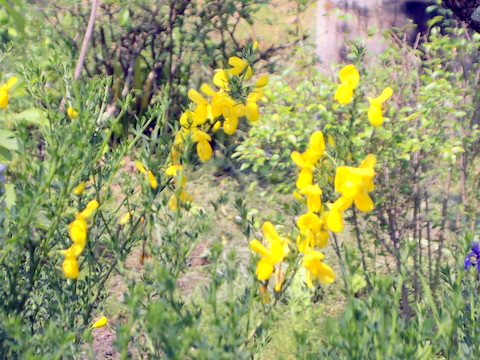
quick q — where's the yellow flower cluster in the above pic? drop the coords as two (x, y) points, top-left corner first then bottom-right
(291, 131), (335, 287)
(61, 200), (99, 279)
(290, 128), (377, 287)
(334, 64), (393, 126)
(166, 46), (268, 211)
(173, 55), (268, 163)
(249, 221), (290, 292)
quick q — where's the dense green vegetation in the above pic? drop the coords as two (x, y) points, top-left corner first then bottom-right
(0, 1), (479, 359)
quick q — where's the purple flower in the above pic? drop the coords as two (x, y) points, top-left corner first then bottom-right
(464, 242), (480, 272)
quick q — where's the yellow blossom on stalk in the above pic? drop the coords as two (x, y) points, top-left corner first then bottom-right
(192, 129), (212, 162)
(367, 87), (393, 126)
(73, 181), (86, 195)
(296, 211), (327, 252)
(62, 256), (79, 279)
(223, 108), (239, 135)
(302, 250), (335, 287)
(68, 216), (87, 246)
(59, 243), (84, 258)
(228, 56), (248, 75)
(244, 88), (264, 123)
(325, 196), (352, 233)
(80, 200), (100, 218)
(249, 222), (289, 281)
(334, 64), (359, 104)
(291, 131), (325, 189)
(228, 56), (252, 79)
(168, 190), (193, 211)
(165, 164), (183, 177)
(0, 76), (18, 109)
(255, 74), (269, 88)
(119, 211), (132, 225)
(67, 106), (79, 119)
(135, 161), (147, 173)
(334, 155), (376, 213)
(300, 184), (322, 213)
(147, 170), (157, 189)
(213, 69), (229, 90)
(90, 316), (108, 329)
(165, 164), (187, 187)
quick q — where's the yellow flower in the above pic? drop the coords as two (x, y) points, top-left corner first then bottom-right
(200, 83), (217, 97)
(197, 139), (212, 162)
(309, 131), (325, 155)
(291, 131), (325, 190)
(325, 196), (352, 233)
(135, 161), (147, 173)
(119, 211), (132, 225)
(192, 129), (213, 162)
(60, 243), (84, 258)
(228, 56), (248, 76)
(334, 64), (359, 104)
(188, 88), (208, 106)
(80, 200), (100, 218)
(296, 168), (313, 189)
(255, 74), (269, 88)
(334, 157), (376, 212)
(90, 316), (108, 329)
(68, 216), (87, 245)
(302, 250), (335, 287)
(147, 170), (157, 189)
(168, 190), (193, 210)
(213, 69), (229, 89)
(165, 164), (183, 177)
(0, 76), (18, 109)
(297, 212), (321, 232)
(62, 256), (79, 280)
(367, 87), (393, 126)
(67, 106), (79, 119)
(291, 132), (325, 186)
(249, 222), (289, 281)
(219, 100), (239, 132)
(300, 184), (322, 213)
(73, 181), (86, 196)
(245, 101), (259, 122)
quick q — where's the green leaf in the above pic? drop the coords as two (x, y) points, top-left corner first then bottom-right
(119, 8), (131, 28)
(12, 108), (48, 127)
(0, 146), (11, 161)
(0, 129), (18, 150)
(4, 183), (15, 208)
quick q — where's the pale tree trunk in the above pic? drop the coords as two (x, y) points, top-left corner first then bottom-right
(316, 0), (411, 63)
(315, 0), (444, 63)
(442, 0), (480, 32)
